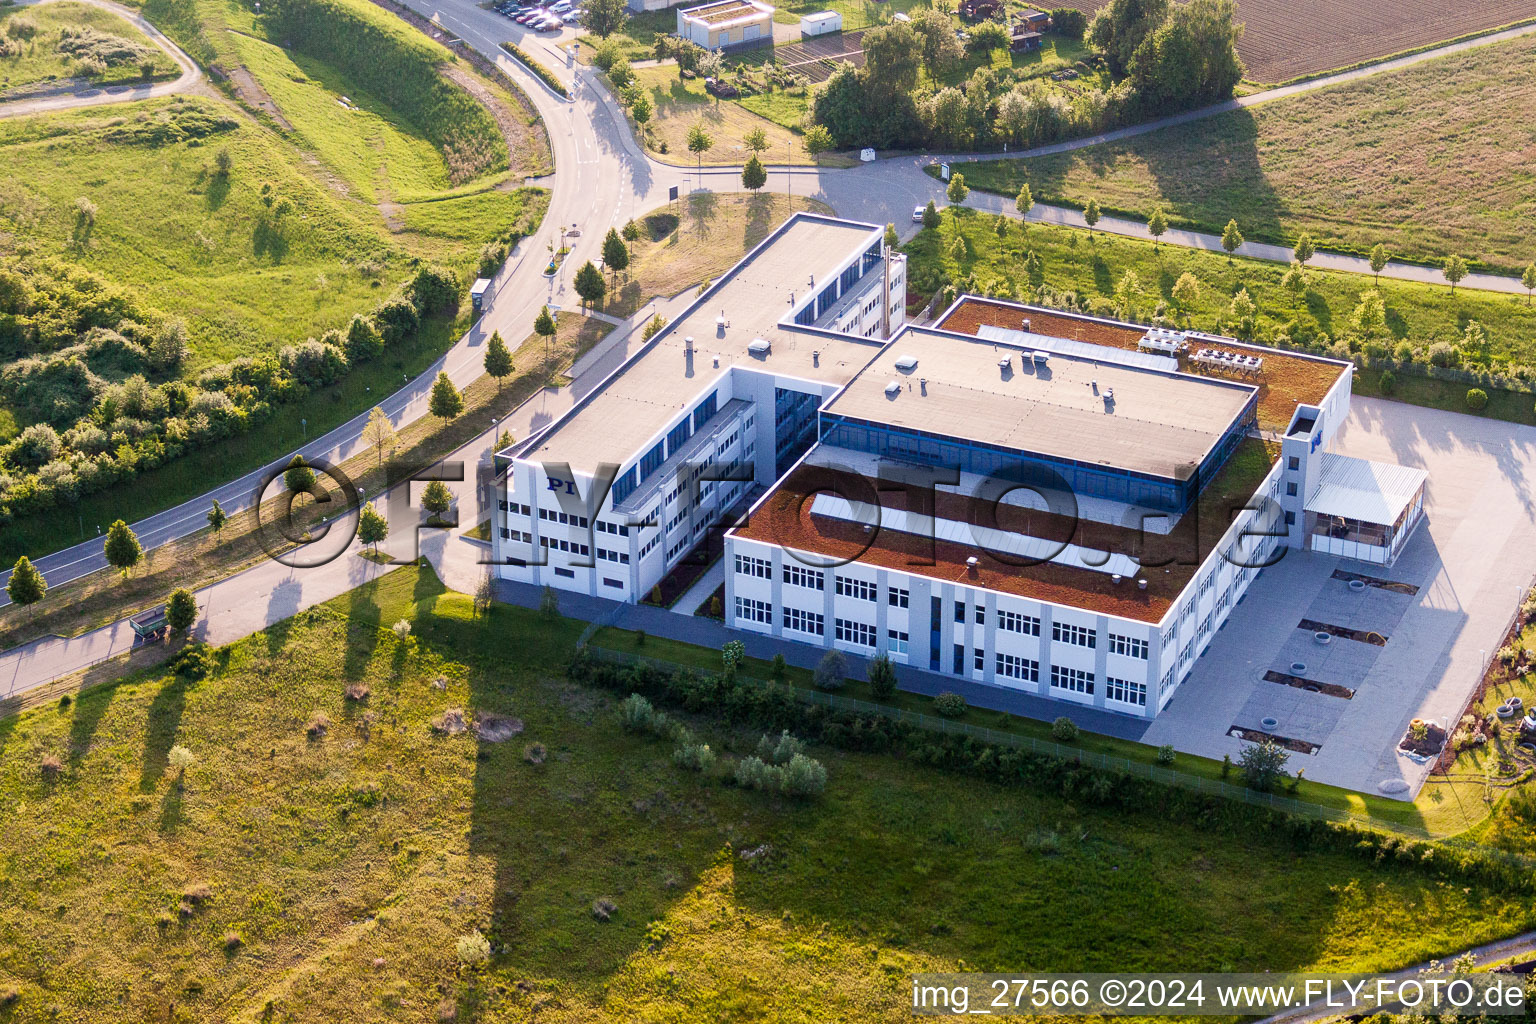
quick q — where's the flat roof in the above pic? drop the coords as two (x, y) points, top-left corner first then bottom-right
(731, 436), (1277, 623)
(822, 326), (1256, 480)
(522, 214), (883, 473)
(1307, 453), (1427, 525)
(680, 0), (771, 21)
(938, 298), (1350, 435)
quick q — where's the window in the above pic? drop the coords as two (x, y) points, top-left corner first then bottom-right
(1108, 633), (1149, 660)
(998, 610), (1041, 636)
(1052, 621), (1097, 649)
(836, 576), (877, 601)
(553, 567), (575, 579)
(973, 648), (985, 672)
(1049, 664), (1095, 695)
(974, 606), (985, 626)
(667, 419), (692, 454)
(954, 601), (966, 623)
(1288, 456), (1300, 471)
(886, 629), (909, 655)
(1199, 614), (1213, 639)
(1286, 481), (1298, 497)
(736, 597), (772, 625)
(783, 607), (824, 636)
(603, 577), (624, 589)
(735, 553), (771, 579)
(1106, 677), (1147, 707)
(1284, 510), (1296, 525)
(783, 564), (825, 590)
(995, 653), (1039, 682)
(888, 587), (910, 609)
(835, 618), (877, 647)
(953, 644), (964, 674)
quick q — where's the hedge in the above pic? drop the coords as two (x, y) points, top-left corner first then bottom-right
(500, 43), (569, 99)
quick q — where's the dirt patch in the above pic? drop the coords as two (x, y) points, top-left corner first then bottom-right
(472, 712), (524, 742)
(377, 200), (405, 232)
(1399, 721), (1447, 759)
(439, 63), (539, 179)
(220, 58), (293, 129)
(432, 708), (468, 735)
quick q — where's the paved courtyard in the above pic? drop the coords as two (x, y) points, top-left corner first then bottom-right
(1141, 395), (1536, 798)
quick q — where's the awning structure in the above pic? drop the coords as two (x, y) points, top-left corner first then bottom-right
(1306, 453), (1427, 526)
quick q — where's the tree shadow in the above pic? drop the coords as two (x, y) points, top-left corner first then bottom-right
(252, 218), (290, 263)
(205, 171), (231, 211)
(686, 191), (719, 235)
(157, 781), (184, 832)
(137, 674), (189, 793)
(67, 683), (115, 765)
(344, 584), (381, 681)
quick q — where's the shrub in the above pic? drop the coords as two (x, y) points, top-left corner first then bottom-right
(408, 265), (459, 314)
(673, 740), (716, 772)
(1155, 744), (1176, 766)
(1377, 369), (1395, 395)
(734, 754), (782, 791)
(1051, 716), (1079, 742)
(1238, 739), (1290, 792)
(813, 649), (847, 691)
(456, 929), (491, 964)
(306, 712), (331, 739)
(779, 753), (828, 797)
(372, 297), (419, 343)
(1427, 341), (1458, 368)
(501, 42), (571, 98)
(591, 898), (617, 921)
(933, 691), (967, 717)
(755, 729), (804, 766)
(966, 20), (1010, 52)
(540, 585), (560, 619)
(868, 653), (897, 699)
(223, 930), (243, 950)
(770, 653), (787, 683)
(618, 693), (657, 733)
(1466, 388), (1489, 411)
(171, 641), (215, 680)
(1049, 7), (1087, 36)
(522, 741), (547, 764)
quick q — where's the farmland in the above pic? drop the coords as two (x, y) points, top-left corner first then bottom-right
(0, 1), (180, 94)
(1, 566), (1532, 1021)
(953, 29), (1536, 273)
(1045, 0), (1536, 83)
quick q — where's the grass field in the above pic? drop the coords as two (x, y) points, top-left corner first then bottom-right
(1, 566), (1532, 1020)
(0, 1), (179, 93)
(905, 209), (1536, 387)
(631, 65), (818, 166)
(953, 31), (1536, 273)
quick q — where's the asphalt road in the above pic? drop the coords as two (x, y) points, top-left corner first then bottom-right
(4, 2), (1533, 607)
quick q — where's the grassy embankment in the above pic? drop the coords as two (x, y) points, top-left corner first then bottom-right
(0, 1), (179, 92)
(950, 30), (1536, 274)
(905, 209), (1536, 421)
(1, 565), (1532, 1021)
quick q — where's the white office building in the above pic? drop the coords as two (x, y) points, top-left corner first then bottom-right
(492, 214), (1426, 720)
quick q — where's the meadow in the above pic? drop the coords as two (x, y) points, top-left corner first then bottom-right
(1, 566), (1532, 1021)
(953, 31), (1536, 273)
(0, 1), (178, 93)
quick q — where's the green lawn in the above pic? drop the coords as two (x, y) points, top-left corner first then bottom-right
(0, 1), (179, 94)
(1, 565), (1531, 1020)
(905, 209), (1536, 390)
(951, 31), (1536, 274)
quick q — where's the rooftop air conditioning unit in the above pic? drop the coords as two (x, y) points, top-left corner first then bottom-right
(894, 355), (919, 372)
(748, 338), (771, 356)
(884, 380), (902, 396)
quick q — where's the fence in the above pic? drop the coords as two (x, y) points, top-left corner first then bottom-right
(583, 645), (1536, 864)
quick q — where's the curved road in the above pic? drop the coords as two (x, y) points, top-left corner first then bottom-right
(3, 0), (1532, 607)
(0, 0), (204, 119)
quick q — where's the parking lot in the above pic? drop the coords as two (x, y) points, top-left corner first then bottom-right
(1140, 395), (1536, 798)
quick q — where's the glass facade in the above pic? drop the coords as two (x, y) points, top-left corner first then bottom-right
(775, 387), (821, 476)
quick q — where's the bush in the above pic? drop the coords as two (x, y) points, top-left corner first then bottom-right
(1427, 341), (1458, 368)
(171, 641), (216, 680)
(779, 752), (828, 798)
(1049, 7), (1087, 36)
(1466, 387), (1489, 411)
(813, 649), (847, 691)
(966, 20), (1010, 52)
(868, 653), (897, 699)
(755, 729), (804, 766)
(933, 691), (967, 718)
(1051, 716), (1079, 742)
(522, 741), (547, 764)
(1156, 744), (1176, 766)
(501, 41), (570, 98)
(734, 755), (782, 791)
(1238, 739), (1290, 792)
(673, 740), (716, 772)
(456, 930), (491, 964)
(408, 265), (459, 314)
(618, 692), (658, 733)
(1377, 369), (1395, 395)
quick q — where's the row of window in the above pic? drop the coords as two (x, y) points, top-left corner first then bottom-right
(783, 607), (823, 636)
(736, 597), (772, 625)
(834, 618), (877, 648)
(499, 528), (533, 544)
(1050, 665), (1094, 695)
(783, 564), (824, 590)
(998, 609), (1041, 636)
(996, 652), (1039, 682)
(1052, 622), (1096, 649)
(735, 553), (771, 580)
(539, 536), (589, 556)
(500, 500), (532, 517)
(1107, 633), (1149, 660)
(835, 577), (877, 602)
(538, 507), (589, 529)
(1105, 677), (1147, 707)
(595, 520), (629, 537)
(596, 547), (630, 565)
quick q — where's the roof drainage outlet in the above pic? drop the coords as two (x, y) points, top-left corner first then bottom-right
(1260, 716), (1280, 731)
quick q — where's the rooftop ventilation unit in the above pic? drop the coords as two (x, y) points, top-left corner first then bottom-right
(894, 355), (919, 372)
(747, 337), (771, 356)
(1032, 351), (1050, 365)
(684, 335), (694, 352)
(884, 380), (901, 396)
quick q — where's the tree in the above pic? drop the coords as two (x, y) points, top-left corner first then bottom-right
(1147, 206), (1167, 245)
(910, 8), (961, 80)
(1014, 182), (1034, 223)
(1280, 259), (1307, 306)
(743, 126), (768, 154)
(166, 588), (197, 634)
(104, 519), (143, 577)
(884, 222), (900, 249)
(1125, 0), (1243, 110)
(1220, 217), (1243, 259)
(573, 261), (606, 310)
(606, 57), (634, 90)
(622, 218), (641, 243)
(533, 305), (557, 353)
(945, 171), (969, 205)
(1350, 289), (1387, 340)
(1238, 738), (1289, 792)
(429, 371), (463, 425)
(583, 0), (627, 37)
(363, 406), (397, 466)
(1227, 286), (1257, 339)
(474, 571), (494, 617)
(1113, 269), (1142, 319)
(284, 456), (315, 494)
(483, 330), (514, 392)
(1293, 232), (1315, 266)
(921, 199), (940, 230)
(1370, 243), (1390, 285)
(868, 653), (897, 699)
(540, 584), (560, 619)
(1088, 0), (1170, 76)
(206, 499), (227, 533)
(421, 480), (453, 519)
(1083, 198), (1101, 234)
(813, 649), (847, 690)
(1521, 263), (1536, 305)
(741, 153), (767, 193)
(721, 639), (745, 678)
(602, 227), (630, 277)
(149, 318), (189, 370)
(357, 503), (388, 552)
(863, 19), (924, 95)
(6, 555), (45, 611)
(685, 122), (713, 181)
(802, 123), (833, 162)
(1463, 319), (1490, 360)
(629, 90), (652, 128)
(1442, 254), (1468, 295)
(673, 39), (704, 81)
(1170, 270), (1200, 312)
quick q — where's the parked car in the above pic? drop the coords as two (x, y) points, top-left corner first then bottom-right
(537, 14), (563, 29)
(516, 11), (539, 23)
(703, 76), (739, 98)
(550, 1), (572, 12)
(912, 205), (926, 223)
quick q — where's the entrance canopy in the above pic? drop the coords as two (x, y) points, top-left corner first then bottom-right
(1306, 453), (1427, 527)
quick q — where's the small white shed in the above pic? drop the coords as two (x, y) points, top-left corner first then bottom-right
(800, 10), (842, 36)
